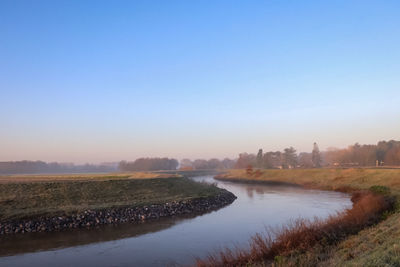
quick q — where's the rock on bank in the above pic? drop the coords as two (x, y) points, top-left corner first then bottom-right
(0, 190), (236, 235)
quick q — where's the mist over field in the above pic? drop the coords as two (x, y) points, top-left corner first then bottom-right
(2, 139), (400, 175)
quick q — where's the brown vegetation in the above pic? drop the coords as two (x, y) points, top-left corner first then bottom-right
(217, 168), (400, 195)
(0, 172), (176, 184)
(196, 192), (394, 267)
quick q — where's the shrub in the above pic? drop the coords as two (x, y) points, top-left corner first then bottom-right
(253, 169), (263, 178)
(369, 185), (391, 195)
(246, 165), (253, 175)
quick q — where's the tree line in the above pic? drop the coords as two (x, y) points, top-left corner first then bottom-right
(323, 140), (400, 167)
(118, 157), (236, 171)
(235, 140), (400, 169)
(118, 158), (179, 171)
(0, 157), (235, 174)
(0, 161), (117, 175)
(235, 146), (302, 169)
(1, 140), (399, 174)
(179, 158), (236, 170)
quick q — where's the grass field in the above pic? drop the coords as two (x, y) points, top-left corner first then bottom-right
(0, 172), (176, 183)
(218, 168), (400, 195)
(0, 173), (223, 221)
(208, 168), (400, 267)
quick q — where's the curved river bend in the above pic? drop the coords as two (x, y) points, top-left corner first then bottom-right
(0, 175), (352, 266)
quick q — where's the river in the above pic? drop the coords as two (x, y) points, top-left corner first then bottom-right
(0, 175), (352, 266)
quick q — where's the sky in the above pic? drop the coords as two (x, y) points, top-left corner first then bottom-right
(1, 0), (399, 163)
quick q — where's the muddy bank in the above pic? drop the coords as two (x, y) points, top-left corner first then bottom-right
(0, 190), (236, 235)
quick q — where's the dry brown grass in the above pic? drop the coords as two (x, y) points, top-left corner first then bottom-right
(196, 192), (394, 267)
(0, 172), (177, 184)
(217, 168), (400, 195)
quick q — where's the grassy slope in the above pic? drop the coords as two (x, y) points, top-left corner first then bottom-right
(0, 172), (176, 183)
(323, 212), (400, 266)
(218, 168), (400, 266)
(219, 168), (400, 194)
(278, 213), (400, 267)
(0, 174), (223, 221)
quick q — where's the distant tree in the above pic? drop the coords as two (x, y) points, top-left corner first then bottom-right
(298, 152), (313, 168)
(118, 158), (178, 171)
(192, 159), (209, 170)
(221, 158), (236, 169)
(207, 158), (222, 169)
(262, 151), (282, 168)
(180, 158), (193, 169)
(262, 152), (273, 168)
(0, 160), (117, 175)
(256, 149), (263, 168)
(180, 158), (235, 170)
(376, 141), (388, 164)
(283, 147), (298, 168)
(383, 140), (400, 165)
(311, 142), (322, 168)
(234, 153), (256, 169)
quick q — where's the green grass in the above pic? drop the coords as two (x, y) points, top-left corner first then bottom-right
(323, 212), (400, 266)
(0, 176), (223, 221)
(274, 211), (400, 267)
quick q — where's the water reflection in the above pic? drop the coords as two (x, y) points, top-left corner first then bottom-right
(0, 212), (209, 257)
(0, 175), (352, 267)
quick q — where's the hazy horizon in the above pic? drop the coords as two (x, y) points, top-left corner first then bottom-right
(1, 1), (399, 164)
(1, 139), (400, 165)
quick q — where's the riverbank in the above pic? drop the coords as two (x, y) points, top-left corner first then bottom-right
(0, 174), (236, 234)
(216, 168), (400, 194)
(201, 168), (400, 266)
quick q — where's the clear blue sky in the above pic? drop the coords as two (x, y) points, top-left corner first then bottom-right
(1, 0), (399, 163)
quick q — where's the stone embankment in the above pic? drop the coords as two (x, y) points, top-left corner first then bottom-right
(0, 190), (236, 235)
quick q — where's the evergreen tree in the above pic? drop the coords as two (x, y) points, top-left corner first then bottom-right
(256, 149), (263, 168)
(312, 142), (322, 168)
(283, 147), (297, 168)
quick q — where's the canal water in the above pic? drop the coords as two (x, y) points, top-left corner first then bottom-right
(0, 175), (352, 266)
